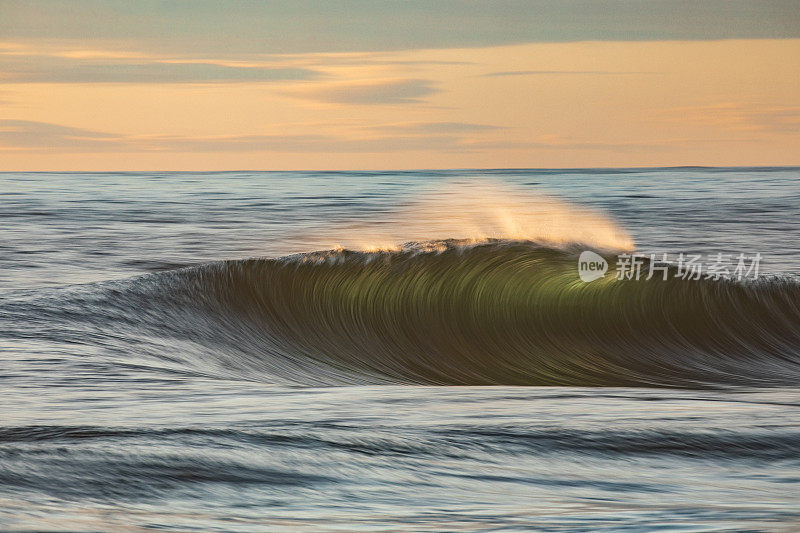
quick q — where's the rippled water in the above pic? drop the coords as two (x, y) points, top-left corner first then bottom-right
(1, 168), (799, 531)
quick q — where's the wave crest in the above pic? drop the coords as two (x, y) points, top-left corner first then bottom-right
(303, 181), (635, 253)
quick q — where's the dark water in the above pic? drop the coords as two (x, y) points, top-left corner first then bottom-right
(1, 168), (799, 531)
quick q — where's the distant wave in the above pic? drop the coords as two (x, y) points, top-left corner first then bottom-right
(39, 239), (796, 388)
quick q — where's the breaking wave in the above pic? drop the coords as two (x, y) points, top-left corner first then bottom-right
(42, 239), (799, 389)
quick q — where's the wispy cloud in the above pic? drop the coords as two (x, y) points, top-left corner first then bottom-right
(656, 103), (800, 134)
(1, 120), (757, 156)
(0, 120), (121, 150)
(153, 134), (469, 153)
(482, 70), (654, 77)
(368, 122), (503, 134)
(0, 54), (319, 83)
(287, 78), (439, 105)
(0, 119), (501, 153)
(459, 134), (755, 152)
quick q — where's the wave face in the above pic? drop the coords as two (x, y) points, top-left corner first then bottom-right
(72, 239), (800, 388)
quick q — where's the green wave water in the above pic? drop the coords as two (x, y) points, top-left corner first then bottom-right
(128, 239), (800, 388)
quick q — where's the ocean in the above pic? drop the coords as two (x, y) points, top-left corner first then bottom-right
(1, 168), (799, 531)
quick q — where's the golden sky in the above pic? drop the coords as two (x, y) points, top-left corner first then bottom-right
(1, 2), (799, 170)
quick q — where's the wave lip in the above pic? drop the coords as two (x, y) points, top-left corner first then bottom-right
(80, 239), (800, 389)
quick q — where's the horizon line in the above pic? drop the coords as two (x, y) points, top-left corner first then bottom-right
(2, 165), (800, 174)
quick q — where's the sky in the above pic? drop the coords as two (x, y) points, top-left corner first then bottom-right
(1, 0), (799, 170)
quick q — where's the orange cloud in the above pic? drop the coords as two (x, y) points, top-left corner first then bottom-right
(285, 78), (439, 105)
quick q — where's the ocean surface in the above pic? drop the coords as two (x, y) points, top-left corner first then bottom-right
(1, 168), (799, 531)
